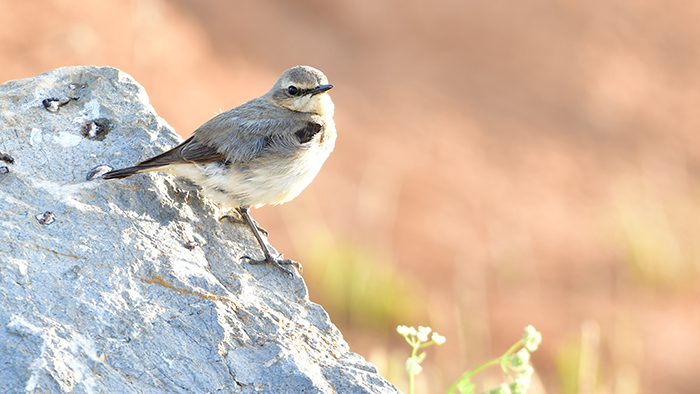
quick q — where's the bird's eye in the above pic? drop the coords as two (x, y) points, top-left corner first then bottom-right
(287, 86), (299, 96)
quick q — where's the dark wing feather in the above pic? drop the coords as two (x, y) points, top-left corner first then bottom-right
(294, 122), (322, 144)
(135, 137), (225, 168)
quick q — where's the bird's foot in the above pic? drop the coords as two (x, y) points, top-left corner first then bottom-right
(220, 213), (269, 237)
(242, 254), (303, 276)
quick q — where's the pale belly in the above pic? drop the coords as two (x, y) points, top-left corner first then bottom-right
(166, 141), (332, 209)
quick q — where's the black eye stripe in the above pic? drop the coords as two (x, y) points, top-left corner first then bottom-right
(287, 86), (316, 96)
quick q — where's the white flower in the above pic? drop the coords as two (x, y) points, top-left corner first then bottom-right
(508, 348), (530, 368)
(431, 332), (446, 345)
(406, 358), (423, 375)
(415, 326), (431, 342)
(510, 365), (533, 394)
(523, 325), (542, 352)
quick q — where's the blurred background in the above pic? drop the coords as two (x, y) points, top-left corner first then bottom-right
(3, 0), (699, 392)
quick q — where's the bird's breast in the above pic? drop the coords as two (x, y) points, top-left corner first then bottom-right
(318, 117), (336, 146)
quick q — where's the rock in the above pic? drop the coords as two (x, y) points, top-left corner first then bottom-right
(0, 66), (401, 394)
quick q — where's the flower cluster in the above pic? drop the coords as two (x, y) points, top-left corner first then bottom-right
(445, 325), (542, 394)
(483, 365), (534, 394)
(523, 325), (542, 352)
(397, 325), (446, 347)
(397, 325), (446, 391)
(397, 324), (541, 394)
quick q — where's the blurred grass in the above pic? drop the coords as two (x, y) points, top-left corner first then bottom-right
(303, 236), (426, 331)
(555, 322), (601, 394)
(555, 332), (583, 394)
(300, 236), (432, 392)
(556, 320), (641, 394)
(611, 175), (700, 290)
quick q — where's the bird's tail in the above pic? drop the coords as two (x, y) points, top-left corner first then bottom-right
(101, 164), (160, 179)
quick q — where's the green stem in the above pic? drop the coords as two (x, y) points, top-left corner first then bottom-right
(503, 339), (524, 357)
(409, 342), (419, 394)
(443, 358), (499, 394)
(417, 340), (436, 349)
(443, 340), (525, 394)
(500, 339), (524, 375)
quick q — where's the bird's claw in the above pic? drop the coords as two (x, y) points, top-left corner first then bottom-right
(241, 255), (303, 275)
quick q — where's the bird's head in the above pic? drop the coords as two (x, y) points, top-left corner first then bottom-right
(267, 65), (334, 117)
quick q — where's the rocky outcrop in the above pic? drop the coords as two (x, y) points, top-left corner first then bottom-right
(0, 66), (400, 393)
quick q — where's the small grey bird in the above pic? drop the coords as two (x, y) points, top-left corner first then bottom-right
(102, 65), (336, 275)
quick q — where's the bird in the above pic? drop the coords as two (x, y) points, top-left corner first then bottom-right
(102, 65), (336, 275)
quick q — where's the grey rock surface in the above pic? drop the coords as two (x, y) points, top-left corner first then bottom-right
(0, 66), (401, 394)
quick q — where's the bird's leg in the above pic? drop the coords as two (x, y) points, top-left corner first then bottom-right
(219, 208), (269, 237)
(237, 206), (302, 275)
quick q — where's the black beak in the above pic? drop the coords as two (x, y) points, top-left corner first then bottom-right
(309, 84), (334, 95)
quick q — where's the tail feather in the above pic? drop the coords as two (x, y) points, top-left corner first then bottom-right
(102, 165), (156, 179)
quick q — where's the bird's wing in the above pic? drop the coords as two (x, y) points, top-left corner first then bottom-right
(181, 100), (324, 165)
(212, 117), (323, 163)
(193, 105), (294, 164)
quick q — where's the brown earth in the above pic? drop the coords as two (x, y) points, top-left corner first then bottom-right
(3, 1), (700, 392)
